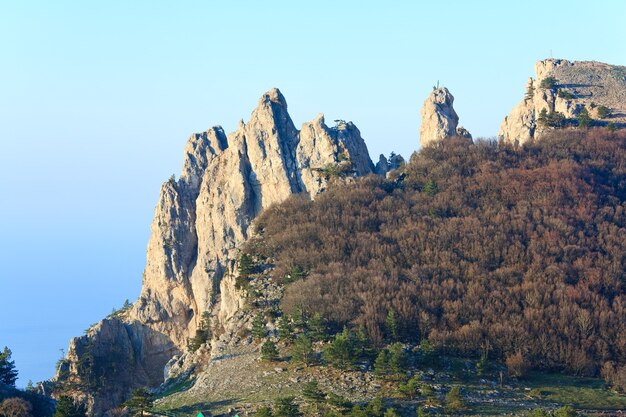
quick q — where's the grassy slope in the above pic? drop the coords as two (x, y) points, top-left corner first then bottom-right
(152, 347), (626, 417)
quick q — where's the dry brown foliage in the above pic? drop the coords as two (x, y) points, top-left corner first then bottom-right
(247, 129), (626, 376)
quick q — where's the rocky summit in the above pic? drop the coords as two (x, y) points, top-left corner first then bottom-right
(419, 87), (471, 148)
(499, 58), (626, 144)
(49, 59), (626, 417)
(54, 88), (376, 416)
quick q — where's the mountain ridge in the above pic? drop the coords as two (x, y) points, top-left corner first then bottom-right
(51, 58), (626, 416)
(499, 58), (626, 144)
(54, 88), (378, 416)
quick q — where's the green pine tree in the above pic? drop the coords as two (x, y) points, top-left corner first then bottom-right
(323, 329), (355, 369)
(385, 310), (399, 341)
(53, 396), (87, 417)
(302, 379), (325, 403)
(123, 388), (153, 417)
(420, 383), (437, 405)
(398, 375), (421, 399)
(274, 397), (302, 417)
(326, 393), (352, 412)
(291, 306), (307, 332)
(252, 313), (267, 340)
(308, 312), (327, 341)
(388, 343), (407, 375)
(284, 264), (307, 284)
(577, 107), (592, 128)
(374, 349), (390, 377)
(238, 253), (255, 276)
(277, 314), (294, 342)
(539, 76), (558, 89)
(444, 385), (465, 414)
(422, 179), (439, 197)
(0, 347), (18, 387)
(366, 397), (384, 417)
(418, 339), (436, 366)
(355, 325), (370, 357)
(538, 108), (548, 125)
(350, 404), (368, 417)
(291, 334), (316, 366)
(476, 355), (487, 376)
(188, 311), (212, 352)
(538, 109), (565, 128)
(597, 105), (611, 119)
(261, 340), (279, 361)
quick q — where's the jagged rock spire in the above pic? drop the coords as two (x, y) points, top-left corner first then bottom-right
(419, 87), (471, 147)
(56, 88), (375, 417)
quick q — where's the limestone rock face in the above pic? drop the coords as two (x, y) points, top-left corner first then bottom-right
(130, 127), (228, 348)
(420, 87), (470, 147)
(374, 154), (389, 176)
(499, 73), (558, 145)
(56, 88), (375, 416)
(185, 91), (375, 330)
(298, 115), (374, 195)
(374, 152), (405, 177)
(535, 58), (571, 80)
(56, 318), (176, 417)
(134, 88), (374, 349)
(555, 96), (584, 118)
(218, 275), (245, 325)
(419, 87), (458, 147)
(500, 58), (626, 144)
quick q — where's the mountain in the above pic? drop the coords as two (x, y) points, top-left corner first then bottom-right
(53, 88), (377, 416)
(52, 59), (626, 417)
(154, 128), (626, 417)
(499, 59), (626, 144)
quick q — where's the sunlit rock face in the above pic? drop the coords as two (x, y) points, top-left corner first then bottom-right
(420, 87), (471, 147)
(55, 88), (375, 416)
(500, 58), (626, 145)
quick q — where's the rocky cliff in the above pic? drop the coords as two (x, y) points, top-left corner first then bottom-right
(499, 59), (626, 144)
(54, 89), (375, 416)
(419, 87), (471, 147)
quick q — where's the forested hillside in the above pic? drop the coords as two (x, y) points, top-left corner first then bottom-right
(245, 129), (626, 383)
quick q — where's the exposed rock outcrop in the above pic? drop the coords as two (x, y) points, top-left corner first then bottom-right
(55, 88), (375, 416)
(499, 59), (626, 144)
(456, 126), (473, 140)
(55, 318), (177, 416)
(375, 153), (405, 177)
(374, 154), (389, 176)
(419, 87), (471, 147)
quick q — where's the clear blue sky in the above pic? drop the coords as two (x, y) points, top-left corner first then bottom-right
(1, 1), (625, 386)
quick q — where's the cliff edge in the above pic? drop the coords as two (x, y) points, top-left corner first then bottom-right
(499, 59), (626, 144)
(54, 88), (375, 416)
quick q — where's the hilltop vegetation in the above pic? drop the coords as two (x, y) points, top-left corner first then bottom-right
(245, 129), (626, 386)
